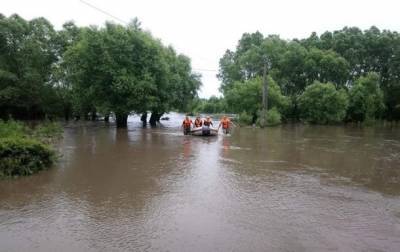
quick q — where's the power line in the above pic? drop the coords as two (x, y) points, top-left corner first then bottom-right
(79, 0), (129, 25)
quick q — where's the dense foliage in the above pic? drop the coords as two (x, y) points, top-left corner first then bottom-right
(263, 107), (282, 126)
(299, 82), (349, 124)
(0, 120), (61, 178)
(2, 13), (400, 126)
(0, 137), (54, 177)
(347, 73), (385, 122)
(217, 27), (400, 125)
(0, 14), (201, 127)
(0, 14), (59, 119)
(224, 77), (288, 123)
(192, 96), (227, 114)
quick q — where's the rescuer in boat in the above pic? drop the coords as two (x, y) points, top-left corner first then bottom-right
(202, 116), (213, 136)
(218, 115), (233, 134)
(182, 116), (193, 135)
(194, 116), (203, 128)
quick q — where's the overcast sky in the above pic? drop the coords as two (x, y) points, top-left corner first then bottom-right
(2, 0), (400, 98)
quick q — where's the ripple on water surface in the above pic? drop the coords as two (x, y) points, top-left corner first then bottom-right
(1, 118), (400, 251)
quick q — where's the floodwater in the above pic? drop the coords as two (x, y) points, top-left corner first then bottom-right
(1, 113), (400, 252)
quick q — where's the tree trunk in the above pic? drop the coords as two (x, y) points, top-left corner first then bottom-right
(157, 112), (164, 122)
(141, 112), (147, 127)
(63, 106), (70, 121)
(116, 113), (128, 128)
(91, 109), (97, 121)
(64, 112), (70, 121)
(149, 112), (157, 127)
(149, 111), (163, 127)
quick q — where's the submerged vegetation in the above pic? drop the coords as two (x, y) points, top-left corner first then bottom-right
(0, 120), (61, 178)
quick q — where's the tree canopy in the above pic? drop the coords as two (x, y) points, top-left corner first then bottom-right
(2, 13), (400, 126)
(0, 14), (201, 127)
(215, 26), (400, 124)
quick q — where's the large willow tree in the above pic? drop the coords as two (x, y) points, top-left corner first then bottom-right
(64, 22), (200, 127)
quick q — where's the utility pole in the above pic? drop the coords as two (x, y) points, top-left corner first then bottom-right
(261, 59), (268, 128)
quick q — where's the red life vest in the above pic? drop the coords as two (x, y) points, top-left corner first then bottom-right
(183, 119), (192, 127)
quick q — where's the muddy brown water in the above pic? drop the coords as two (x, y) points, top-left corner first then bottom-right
(1, 113), (400, 251)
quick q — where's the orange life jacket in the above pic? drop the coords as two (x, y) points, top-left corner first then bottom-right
(221, 118), (230, 129)
(194, 119), (202, 127)
(183, 119), (192, 127)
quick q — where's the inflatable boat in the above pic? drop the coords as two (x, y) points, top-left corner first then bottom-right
(190, 126), (218, 136)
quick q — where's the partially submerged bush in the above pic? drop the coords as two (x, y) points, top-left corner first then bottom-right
(266, 107), (282, 126)
(0, 137), (55, 177)
(0, 120), (61, 178)
(299, 81), (349, 124)
(257, 107), (282, 126)
(0, 120), (28, 138)
(32, 121), (63, 142)
(238, 111), (253, 126)
(347, 72), (385, 122)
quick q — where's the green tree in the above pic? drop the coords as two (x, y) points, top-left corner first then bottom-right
(348, 73), (385, 122)
(218, 32), (287, 93)
(304, 48), (349, 88)
(64, 23), (161, 126)
(64, 21), (200, 127)
(0, 14), (58, 119)
(299, 82), (349, 124)
(195, 96), (226, 114)
(153, 48), (201, 124)
(302, 26), (400, 120)
(225, 76), (288, 123)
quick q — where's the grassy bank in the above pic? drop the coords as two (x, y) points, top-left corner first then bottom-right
(0, 120), (62, 178)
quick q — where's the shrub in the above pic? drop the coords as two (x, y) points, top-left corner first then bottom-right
(257, 107), (282, 126)
(0, 137), (55, 177)
(347, 72), (385, 122)
(266, 107), (282, 126)
(225, 76), (289, 121)
(32, 121), (63, 142)
(0, 120), (60, 178)
(299, 81), (349, 124)
(238, 111), (253, 126)
(0, 120), (28, 138)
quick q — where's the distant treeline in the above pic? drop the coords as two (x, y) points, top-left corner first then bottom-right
(0, 14), (201, 127)
(196, 27), (400, 125)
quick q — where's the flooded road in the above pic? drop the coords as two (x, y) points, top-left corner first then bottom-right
(1, 113), (400, 251)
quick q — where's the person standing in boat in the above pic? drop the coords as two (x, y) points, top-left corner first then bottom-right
(218, 115), (233, 134)
(194, 116), (203, 128)
(202, 116), (213, 136)
(203, 116), (213, 127)
(182, 116), (193, 135)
